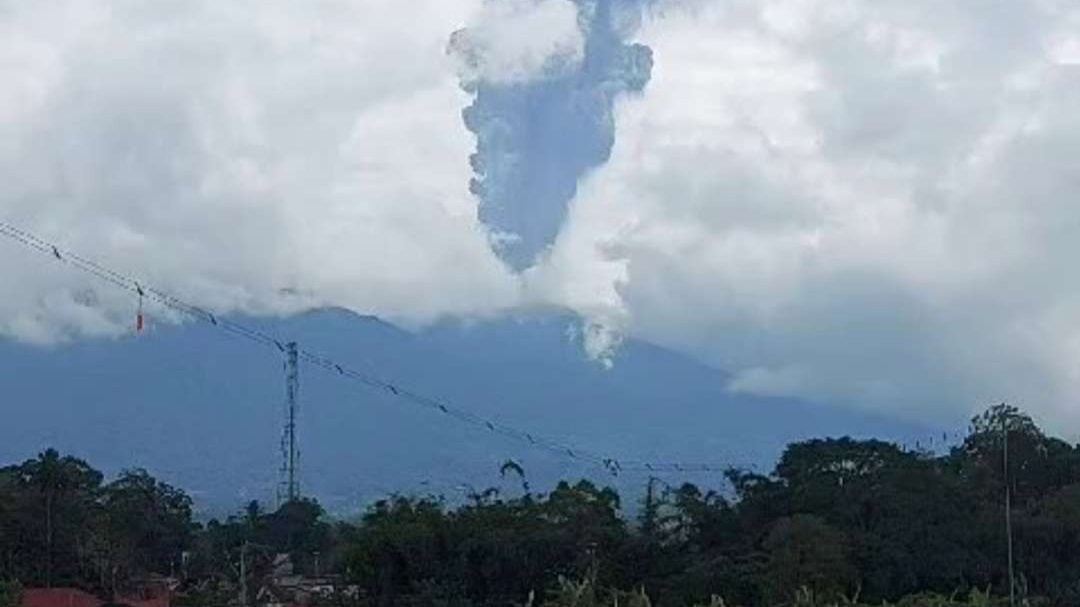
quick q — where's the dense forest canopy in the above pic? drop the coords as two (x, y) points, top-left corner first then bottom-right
(3, 404), (1080, 606)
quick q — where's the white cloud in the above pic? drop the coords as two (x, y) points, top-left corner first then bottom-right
(8, 0), (1080, 433)
(0, 0), (534, 342)
(450, 0), (585, 85)
(534, 0), (1080, 428)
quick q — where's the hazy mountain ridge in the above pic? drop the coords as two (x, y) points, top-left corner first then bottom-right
(0, 308), (938, 514)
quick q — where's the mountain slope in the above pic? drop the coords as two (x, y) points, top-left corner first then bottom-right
(0, 309), (936, 514)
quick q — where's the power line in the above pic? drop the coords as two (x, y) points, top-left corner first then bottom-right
(0, 220), (748, 476)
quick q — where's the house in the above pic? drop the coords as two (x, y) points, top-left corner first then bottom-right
(19, 578), (174, 607)
(251, 554), (359, 607)
(20, 589), (102, 607)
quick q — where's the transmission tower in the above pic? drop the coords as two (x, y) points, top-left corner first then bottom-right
(279, 342), (300, 503)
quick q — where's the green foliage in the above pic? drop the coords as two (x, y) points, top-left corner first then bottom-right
(0, 581), (22, 607)
(99, 468), (197, 579)
(0, 449), (104, 587)
(5, 404), (1080, 606)
(762, 515), (855, 604)
(0, 452), (199, 592)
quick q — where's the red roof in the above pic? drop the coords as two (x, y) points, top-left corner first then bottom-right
(20, 589), (102, 607)
(20, 588), (169, 607)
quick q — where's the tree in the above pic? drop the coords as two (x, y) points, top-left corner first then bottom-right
(637, 478), (662, 544)
(762, 514), (856, 604)
(344, 495), (452, 604)
(11, 449), (103, 587)
(12, 403), (1080, 605)
(960, 404), (1080, 505)
(99, 469), (196, 583)
(262, 498), (331, 571)
(0, 581), (21, 607)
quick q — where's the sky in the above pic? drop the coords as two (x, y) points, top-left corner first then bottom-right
(3, 0), (1080, 429)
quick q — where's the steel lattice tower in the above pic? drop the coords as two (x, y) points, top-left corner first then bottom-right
(279, 341), (300, 503)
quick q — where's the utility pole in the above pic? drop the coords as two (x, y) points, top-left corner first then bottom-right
(1004, 414), (1015, 607)
(239, 541), (249, 607)
(586, 541), (599, 591)
(279, 342), (300, 504)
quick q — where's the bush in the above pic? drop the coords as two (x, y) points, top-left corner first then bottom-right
(0, 581), (22, 607)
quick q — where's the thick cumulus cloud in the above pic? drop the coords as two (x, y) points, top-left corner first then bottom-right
(0, 0), (562, 342)
(535, 0), (1080, 426)
(450, 0), (585, 85)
